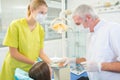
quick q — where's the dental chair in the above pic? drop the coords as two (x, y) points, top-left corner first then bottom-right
(14, 68), (33, 80)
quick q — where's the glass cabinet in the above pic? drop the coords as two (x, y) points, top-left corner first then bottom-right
(66, 26), (87, 58)
(42, 0), (62, 40)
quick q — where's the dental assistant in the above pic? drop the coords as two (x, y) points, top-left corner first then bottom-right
(0, 0), (52, 80)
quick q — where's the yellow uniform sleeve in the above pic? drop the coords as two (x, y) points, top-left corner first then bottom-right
(3, 21), (18, 48)
(40, 27), (45, 49)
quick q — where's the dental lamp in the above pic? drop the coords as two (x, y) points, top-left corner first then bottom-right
(50, 10), (72, 58)
(50, 10), (72, 34)
(48, 9), (72, 65)
(50, 10), (72, 80)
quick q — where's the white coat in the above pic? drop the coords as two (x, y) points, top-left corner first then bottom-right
(86, 20), (120, 80)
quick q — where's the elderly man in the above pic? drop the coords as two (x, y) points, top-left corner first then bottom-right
(66, 4), (120, 80)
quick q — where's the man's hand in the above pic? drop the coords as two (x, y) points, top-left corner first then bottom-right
(81, 61), (101, 72)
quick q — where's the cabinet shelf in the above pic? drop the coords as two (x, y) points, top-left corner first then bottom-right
(95, 5), (120, 14)
(46, 0), (61, 9)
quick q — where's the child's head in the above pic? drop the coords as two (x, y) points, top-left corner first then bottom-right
(29, 61), (51, 80)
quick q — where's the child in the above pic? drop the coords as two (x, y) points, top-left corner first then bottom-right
(29, 61), (52, 80)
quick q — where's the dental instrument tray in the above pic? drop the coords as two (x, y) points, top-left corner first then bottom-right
(70, 64), (85, 75)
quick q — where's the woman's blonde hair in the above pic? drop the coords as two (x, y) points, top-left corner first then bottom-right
(27, 0), (48, 17)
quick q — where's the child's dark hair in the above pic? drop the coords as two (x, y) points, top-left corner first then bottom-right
(29, 61), (51, 80)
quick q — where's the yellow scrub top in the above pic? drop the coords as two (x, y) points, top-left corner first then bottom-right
(0, 18), (44, 80)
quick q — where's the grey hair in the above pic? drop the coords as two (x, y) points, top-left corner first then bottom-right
(73, 4), (99, 19)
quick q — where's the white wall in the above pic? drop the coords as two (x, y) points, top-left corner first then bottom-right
(0, 39), (63, 71)
(0, 47), (8, 71)
(0, 0), (1, 13)
(1, 0), (29, 30)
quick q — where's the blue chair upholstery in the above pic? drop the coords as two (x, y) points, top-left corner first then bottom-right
(14, 68), (33, 80)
